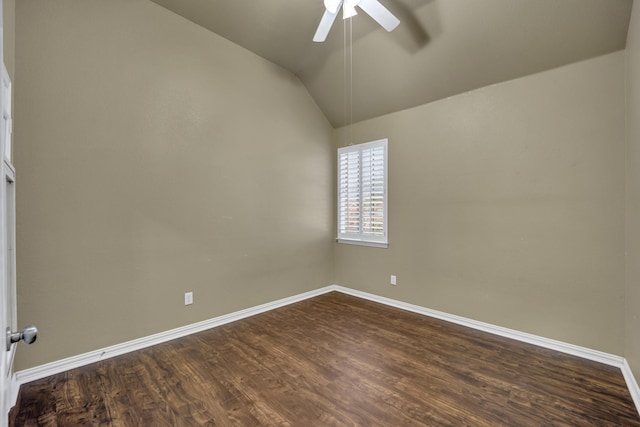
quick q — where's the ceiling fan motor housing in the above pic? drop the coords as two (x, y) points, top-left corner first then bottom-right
(315, 0), (398, 42)
(324, 0), (341, 14)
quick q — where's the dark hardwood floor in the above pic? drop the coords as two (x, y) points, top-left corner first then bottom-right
(10, 291), (640, 426)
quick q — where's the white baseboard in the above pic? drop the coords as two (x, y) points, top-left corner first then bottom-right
(13, 286), (336, 388)
(622, 359), (640, 414)
(332, 286), (625, 367)
(12, 284), (640, 417)
(332, 285), (639, 416)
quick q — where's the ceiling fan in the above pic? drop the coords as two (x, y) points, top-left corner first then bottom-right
(313, 0), (400, 42)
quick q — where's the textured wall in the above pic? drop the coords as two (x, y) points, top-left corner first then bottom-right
(14, 0), (333, 370)
(626, 0), (640, 383)
(12, 0), (632, 374)
(335, 52), (626, 354)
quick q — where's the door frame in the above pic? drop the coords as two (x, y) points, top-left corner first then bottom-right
(0, 157), (16, 426)
(0, 0), (16, 422)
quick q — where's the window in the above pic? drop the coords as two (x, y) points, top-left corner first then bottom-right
(337, 139), (388, 248)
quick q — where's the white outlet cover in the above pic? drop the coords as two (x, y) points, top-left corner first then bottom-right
(390, 275), (397, 285)
(185, 292), (193, 305)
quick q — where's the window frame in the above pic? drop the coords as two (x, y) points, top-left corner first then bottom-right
(337, 138), (388, 248)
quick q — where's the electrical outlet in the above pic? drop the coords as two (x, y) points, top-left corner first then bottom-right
(390, 275), (397, 286)
(184, 292), (193, 305)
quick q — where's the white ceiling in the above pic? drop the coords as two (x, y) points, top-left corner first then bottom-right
(148, 0), (633, 127)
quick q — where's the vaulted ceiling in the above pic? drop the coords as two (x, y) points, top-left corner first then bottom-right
(149, 0), (633, 127)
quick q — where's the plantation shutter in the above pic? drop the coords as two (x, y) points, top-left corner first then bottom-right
(337, 139), (388, 247)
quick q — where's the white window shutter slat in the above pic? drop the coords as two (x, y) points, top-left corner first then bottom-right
(337, 139), (388, 247)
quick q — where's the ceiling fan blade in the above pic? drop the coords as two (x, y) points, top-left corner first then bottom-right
(357, 0), (400, 32)
(313, 8), (339, 42)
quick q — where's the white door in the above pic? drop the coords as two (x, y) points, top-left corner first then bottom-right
(0, 1), (14, 424)
(0, 57), (15, 426)
(0, 7), (36, 425)
(0, 159), (15, 427)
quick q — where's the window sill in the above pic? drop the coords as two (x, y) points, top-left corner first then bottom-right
(337, 239), (388, 249)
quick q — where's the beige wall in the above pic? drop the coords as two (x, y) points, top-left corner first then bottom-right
(626, 0), (640, 382)
(13, 0), (333, 370)
(11, 0), (634, 374)
(335, 52), (626, 354)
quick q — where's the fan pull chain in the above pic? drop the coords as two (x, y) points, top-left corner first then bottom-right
(349, 16), (353, 147)
(343, 16), (354, 146)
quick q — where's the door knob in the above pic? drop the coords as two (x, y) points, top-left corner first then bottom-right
(6, 325), (38, 351)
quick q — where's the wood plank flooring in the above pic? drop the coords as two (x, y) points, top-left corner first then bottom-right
(10, 291), (640, 426)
